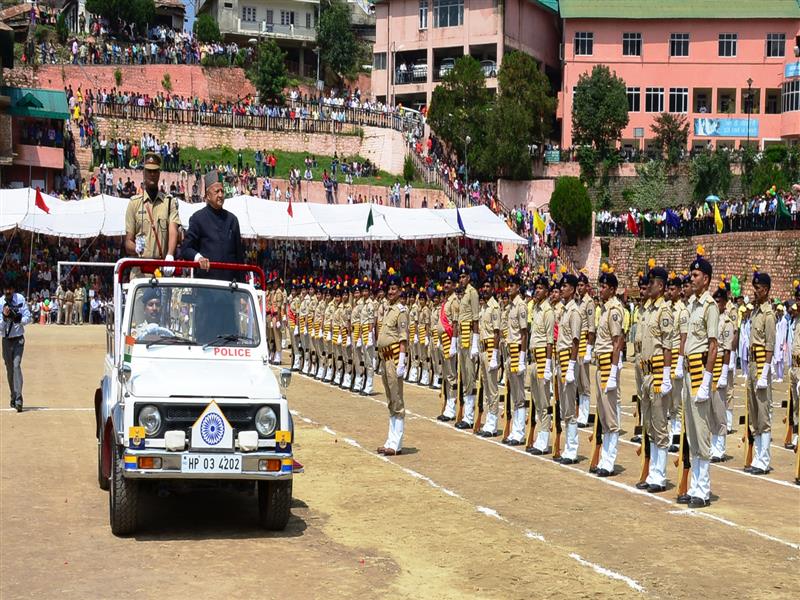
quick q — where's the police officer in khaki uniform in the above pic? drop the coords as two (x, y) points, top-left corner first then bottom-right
(477, 272), (502, 437)
(667, 272), (689, 451)
(340, 284), (354, 389)
(351, 282), (365, 391)
(456, 263), (480, 430)
(592, 265), (625, 476)
(272, 278), (285, 365)
(502, 269), (528, 445)
(576, 272), (596, 427)
(124, 153), (179, 276)
(430, 286), (443, 389)
(527, 270), (555, 454)
(407, 293), (420, 383)
(361, 281), (377, 395)
(636, 266), (673, 491)
(377, 270), (408, 456)
(289, 281), (303, 370)
(788, 281), (800, 452)
(680, 246), (719, 508)
(555, 273), (582, 463)
(631, 272), (650, 444)
(711, 284), (735, 462)
(418, 290), (432, 386)
(300, 282), (313, 374)
(746, 269), (776, 475)
(437, 269), (460, 421)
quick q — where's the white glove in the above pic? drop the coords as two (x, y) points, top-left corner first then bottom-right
(293, 325), (299, 335)
(276, 320), (281, 329)
(413, 334), (419, 344)
(728, 351), (737, 371)
(604, 364), (618, 392)
(543, 358), (552, 382)
(326, 331), (332, 341)
(756, 363), (770, 389)
(489, 349), (498, 370)
(583, 345), (593, 364)
(396, 352), (407, 378)
(565, 360), (576, 384)
(617, 359), (623, 372)
(660, 366), (672, 396)
(135, 234), (146, 255)
(517, 350), (526, 373)
(161, 254), (175, 276)
(695, 370), (713, 402)
(435, 336), (441, 349)
(345, 335), (351, 348)
(718, 364), (729, 388)
(470, 333), (479, 359)
(368, 331), (374, 347)
(449, 336), (458, 358)
(674, 355), (684, 379)
(356, 337), (362, 348)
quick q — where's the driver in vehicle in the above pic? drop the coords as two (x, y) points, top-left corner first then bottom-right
(132, 288), (175, 339)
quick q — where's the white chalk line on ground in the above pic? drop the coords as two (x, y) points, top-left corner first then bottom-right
(284, 371), (800, 552)
(290, 408), (645, 593)
(668, 509), (800, 551)
(0, 407), (93, 412)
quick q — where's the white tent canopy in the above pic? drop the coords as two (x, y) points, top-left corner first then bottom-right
(0, 189), (526, 244)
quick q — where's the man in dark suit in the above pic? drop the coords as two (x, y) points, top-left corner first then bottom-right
(181, 170), (244, 281)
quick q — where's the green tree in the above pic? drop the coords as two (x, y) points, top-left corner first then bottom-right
(650, 113), (689, 169)
(193, 13), (221, 43)
(248, 39), (289, 103)
(747, 144), (797, 196)
(403, 155), (416, 183)
(317, 0), (358, 79)
(549, 176), (592, 244)
(571, 65), (629, 159)
(55, 14), (68, 43)
(427, 56), (491, 177)
(85, 0), (154, 34)
(628, 160), (673, 211)
(482, 52), (557, 180)
(689, 150), (731, 200)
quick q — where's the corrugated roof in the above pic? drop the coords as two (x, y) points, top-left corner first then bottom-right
(1, 86), (69, 120)
(559, 0), (800, 19)
(372, 0), (558, 11)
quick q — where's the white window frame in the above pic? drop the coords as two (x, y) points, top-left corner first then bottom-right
(419, 0), (428, 30)
(241, 6), (256, 21)
(645, 87), (664, 113)
(669, 87), (688, 113)
(718, 33), (737, 58)
(783, 80), (799, 113)
(669, 33), (689, 57)
(622, 32), (642, 57)
(627, 87), (641, 112)
(574, 31), (594, 56)
(766, 33), (785, 58)
(433, 0), (463, 29)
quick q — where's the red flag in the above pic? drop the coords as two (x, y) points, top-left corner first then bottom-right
(35, 187), (50, 214)
(287, 196), (293, 218)
(626, 213), (639, 236)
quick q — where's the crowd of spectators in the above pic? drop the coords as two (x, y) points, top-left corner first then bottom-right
(596, 190), (800, 237)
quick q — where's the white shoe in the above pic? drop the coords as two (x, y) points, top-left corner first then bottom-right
(482, 412), (498, 434)
(443, 397), (457, 419)
(324, 367), (334, 382)
(533, 429), (550, 452)
(695, 458), (711, 501)
(343, 374), (352, 388)
(462, 395), (475, 426)
(420, 369), (430, 386)
(354, 375), (363, 390)
(334, 370), (343, 386)
(577, 394), (590, 425)
(758, 432), (771, 471)
(363, 376), (374, 395)
(302, 361), (310, 375)
(563, 422), (579, 459)
(408, 366), (418, 382)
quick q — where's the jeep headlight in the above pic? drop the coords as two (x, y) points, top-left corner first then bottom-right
(255, 406), (277, 437)
(138, 405), (162, 436)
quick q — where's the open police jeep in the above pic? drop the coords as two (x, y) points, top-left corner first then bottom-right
(95, 259), (297, 536)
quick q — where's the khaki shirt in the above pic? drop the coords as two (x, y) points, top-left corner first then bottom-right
(439, 292), (459, 334)
(596, 296), (624, 353)
(75, 287), (85, 302)
(479, 297), (501, 341)
(557, 299), (582, 352)
(459, 284), (479, 324)
(718, 312), (735, 353)
(685, 291), (719, 355)
(671, 299), (689, 352)
(529, 299), (555, 349)
(64, 289), (74, 303)
(500, 303), (510, 341)
(507, 295), (527, 345)
(273, 289), (285, 318)
(361, 298), (375, 328)
(634, 300), (651, 353)
(409, 302), (419, 334)
(419, 304), (431, 341)
(580, 293), (596, 334)
(351, 299), (363, 333)
(749, 301), (776, 351)
(125, 192), (179, 259)
(377, 302), (408, 349)
(641, 296), (673, 361)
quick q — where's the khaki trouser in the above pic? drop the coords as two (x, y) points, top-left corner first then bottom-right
(577, 359), (590, 397)
(641, 373), (670, 448)
(557, 360), (577, 426)
(64, 302), (74, 325)
(683, 371), (712, 461)
(747, 361), (772, 435)
(442, 345), (458, 399)
(479, 347), (500, 417)
(302, 332), (311, 365)
(364, 343), (376, 380)
(290, 325), (300, 362)
(791, 364), (800, 431)
(671, 372), (685, 422)
(710, 385), (728, 436)
(459, 345), (477, 396)
(418, 339), (429, 374)
(594, 368), (620, 433)
(381, 356), (405, 417)
(353, 343), (364, 380)
(431, 342), (442, 380)
(77, 301), (85, 324)
(529, 351), (551, 434)
(273, 323), (283, 360)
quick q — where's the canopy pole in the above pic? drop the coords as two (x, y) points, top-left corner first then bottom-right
(27, 231), (34, 298)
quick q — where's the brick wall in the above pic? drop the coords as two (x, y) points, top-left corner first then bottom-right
(608, 231), (800, 299)
(15, 65), (256, 102)
(96, 117), (363, 157)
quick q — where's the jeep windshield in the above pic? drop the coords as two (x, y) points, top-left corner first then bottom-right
(127, 284), (260, 347)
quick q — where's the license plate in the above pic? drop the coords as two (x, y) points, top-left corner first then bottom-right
(181, 453), (242, 474)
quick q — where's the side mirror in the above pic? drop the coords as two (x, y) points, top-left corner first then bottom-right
(279, 368), (292, 389)
(118, 363), (131, 384)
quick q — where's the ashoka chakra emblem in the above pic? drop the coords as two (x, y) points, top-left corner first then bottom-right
(200, 412), (225, 445)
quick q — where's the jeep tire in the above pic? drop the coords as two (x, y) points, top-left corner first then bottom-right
(109, 441), (139, 536)
(97, 435), (109, 491)
(257, 480), (292, 530)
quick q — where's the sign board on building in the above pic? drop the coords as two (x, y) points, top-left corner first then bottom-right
(544, 149), (560, 164)
(693, 118), (759, 137)
(785, 62), (800, 78)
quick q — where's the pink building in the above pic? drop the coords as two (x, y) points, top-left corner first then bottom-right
(559, 0), (800, 152)
(371, 0), (561, 110)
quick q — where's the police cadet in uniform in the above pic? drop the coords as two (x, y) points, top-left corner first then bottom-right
(299, 282), (312, 374)
(667, 271), (689, 452)
(430, 285), (443, 389)
(477, 269), (502, 437)
(438, 269), (460, 421)
(418, 290), (432, 386)
(125, 152), (179, 276)
(631, 271), (650, 443)
(456, 262), (480, 429)
(592, 265), (625, 476)
(711, 283), (735, 462)
(746, 268), (776, 475)
(554, 272), (582, 463)
(361, 281), (376, 395)
(680, 246), (719, 508)
(527, 269), (555, 454)
(636, 265), (673, 491)
(351, 281), (365, 391)
(789, 280), (800, 452)
(2, 278), (31, 412)
(272, 277), (285, 365)
(377, 270), (408, 456)
(340, 284), (354, 389)
(289, 281), (302, 370)
(576, 271), (596, 427)
(502, 269), (528, 445)
(408, 291), (420, 383)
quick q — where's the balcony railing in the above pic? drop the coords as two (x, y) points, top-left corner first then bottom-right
(237, 19), (316, 41)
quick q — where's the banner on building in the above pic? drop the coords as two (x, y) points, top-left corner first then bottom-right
(785, 62), (800, 78)
(693, 118), (759, 138)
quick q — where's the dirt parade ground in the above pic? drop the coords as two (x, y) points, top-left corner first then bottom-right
(1, 326), (798, 599)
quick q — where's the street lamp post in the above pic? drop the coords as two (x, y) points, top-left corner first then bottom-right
(463, 135), (471, 208)
(313, 46), (321, 91)
(745, 77), (753, 150)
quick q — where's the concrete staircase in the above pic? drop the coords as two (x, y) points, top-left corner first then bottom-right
(360, 126), (405, 175)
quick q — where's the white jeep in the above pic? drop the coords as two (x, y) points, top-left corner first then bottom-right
(95, 259), (298, 535)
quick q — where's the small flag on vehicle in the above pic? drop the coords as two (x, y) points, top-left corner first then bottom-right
(124, 335), (135, 365)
